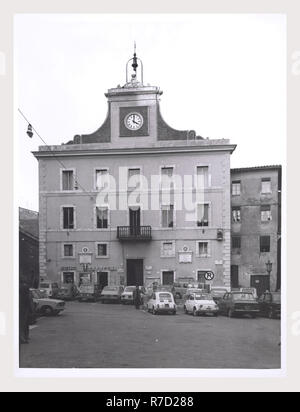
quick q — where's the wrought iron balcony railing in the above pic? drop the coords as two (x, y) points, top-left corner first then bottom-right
(117, 226), (152, 241)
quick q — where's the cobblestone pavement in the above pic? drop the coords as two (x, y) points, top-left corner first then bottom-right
(20, 301), (281, 369)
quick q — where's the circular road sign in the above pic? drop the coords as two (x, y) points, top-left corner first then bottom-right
(204, 271), (215, 281)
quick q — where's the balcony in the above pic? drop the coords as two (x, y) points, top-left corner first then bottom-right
(117, 226), (152, 241)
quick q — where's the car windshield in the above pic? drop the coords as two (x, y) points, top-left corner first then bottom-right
(272, 293), (281, 303)
(212, 289), (227, 295)
(194, 294), (213, 301)
(103, 287), (117, 291)
(159, 293), (172, 301)
(187, 289), (203, 294)
(124, 287), (135, 292)
(232, 293), (255, 301)
(31, 290), (44, 299)
(40, 283), (50, 288)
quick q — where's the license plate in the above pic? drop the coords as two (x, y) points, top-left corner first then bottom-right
(165, 304), (169, 308)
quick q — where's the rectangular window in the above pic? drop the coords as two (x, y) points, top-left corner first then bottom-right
(261, 178), (271, 194)
(196, 166), (209, 188)
(63, 244), (74, 257)
(161, 205), (174, 228)
(261, 205), (272, 222)
(232, 180), (241, 196)
(97, 243), (108, 257)
(161, 167), (174, 188)
(63, 207), (74, 229)
(128, 168), (141, 188)
(162, 271), (175, 285)
(62, 170), (74, 191)
(96, 169), (109, 190)
(232, 236), (241, 250)
(197, 204), (209, 227)
(96, 207), (108, 229)
(198, 241), (209, 257)
(260, 236), (271, 253)
(232, 207), (241, 223)
(161, 241), (175, 257)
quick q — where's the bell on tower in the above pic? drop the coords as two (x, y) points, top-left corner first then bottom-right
(125, 42), (144, 87)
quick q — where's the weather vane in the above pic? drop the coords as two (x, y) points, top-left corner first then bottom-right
(132, 41), (138, 73)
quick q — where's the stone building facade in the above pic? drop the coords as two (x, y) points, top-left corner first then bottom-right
(19, 207), (39, 288)
(230, 166), (282, 295)
(33, 56), (236, 290)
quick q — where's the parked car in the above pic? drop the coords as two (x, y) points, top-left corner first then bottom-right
(100, 286), (124, 303)
(121, 286), (146, 304)
(58, 283), (79, 301)
(183, 288), (205, 301)
(211, 287), (230, 304)
(258, 292), (281, 319)
(39, 281), (59, 299)
(173, 279), (194, 299)
(30, 289), (66, 316)
(184, 293), (219, 317)
(147, 291), (177, 315)
(78, 282), (101, 302)
(218, 292), (260, 318)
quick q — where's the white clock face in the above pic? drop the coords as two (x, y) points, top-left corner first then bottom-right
(125, 113), (143, 130)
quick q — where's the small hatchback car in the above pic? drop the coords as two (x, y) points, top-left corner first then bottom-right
(184, 293), (219, 316)
(147, 291), (177, 315)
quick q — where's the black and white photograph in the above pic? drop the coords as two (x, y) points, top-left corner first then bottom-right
(16, 14), (285, 372)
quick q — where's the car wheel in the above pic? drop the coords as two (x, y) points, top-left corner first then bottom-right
(152, 306), (157, 315)
(214, 313), (219, 317)
(172, 310), (176, 315)
(228, 309), (234, 318)
(193, 308), (198, 317)
(42, 306), (54, 316)
(184, 306), (188, 314)
(268, 309), (274, 319)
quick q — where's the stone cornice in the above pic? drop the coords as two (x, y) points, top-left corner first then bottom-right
(33, 143), (237, 159)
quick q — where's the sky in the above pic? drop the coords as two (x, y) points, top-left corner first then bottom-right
(15, 14), (286, 211)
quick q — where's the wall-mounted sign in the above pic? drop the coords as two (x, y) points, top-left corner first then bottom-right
(179, 253), (193, 263)
(61, 267), (77, 271)
(179, 246), (193, 263)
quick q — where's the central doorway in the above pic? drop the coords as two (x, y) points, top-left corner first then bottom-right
(127, 259), (144, 286)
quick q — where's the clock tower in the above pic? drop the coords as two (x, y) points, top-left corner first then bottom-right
(71, 47), (195, 146)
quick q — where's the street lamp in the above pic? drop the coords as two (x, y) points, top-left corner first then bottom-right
(266, 260), (273, 276)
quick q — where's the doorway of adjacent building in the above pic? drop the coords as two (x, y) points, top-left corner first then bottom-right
(251, 275), (270, 297)
(97, 271), (109, 289)
(129, 207), (141, 236)
(162, 271), (175, 285)
(63, 272), (75, 284)
(127, 259), (144, 286)
(231, 265), (239, 289)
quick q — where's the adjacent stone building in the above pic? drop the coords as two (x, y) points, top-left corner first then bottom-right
(33, 54), (236, 290)
(230, 166), (282, 295)
(19, 207), (39, 288)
